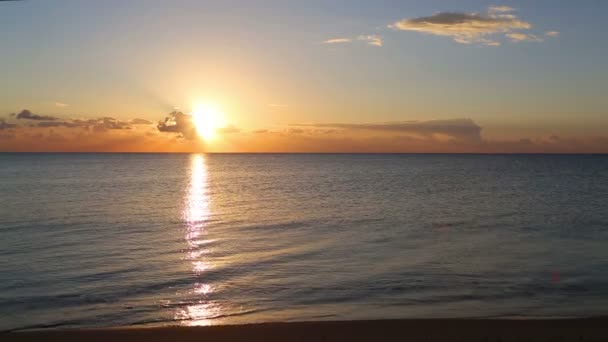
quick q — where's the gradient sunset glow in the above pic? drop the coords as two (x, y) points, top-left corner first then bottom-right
(1, 1), (607, 153)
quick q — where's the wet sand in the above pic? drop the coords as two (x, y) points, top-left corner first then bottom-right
(5, 318), (608, 342)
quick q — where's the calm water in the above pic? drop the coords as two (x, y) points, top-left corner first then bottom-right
(1, 153), (608, 331)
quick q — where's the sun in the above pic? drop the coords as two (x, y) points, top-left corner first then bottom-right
(191, 103), (226, 140)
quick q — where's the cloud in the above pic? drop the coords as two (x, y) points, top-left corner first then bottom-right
(34, 121), (79, 128)
(157, 111), (197, 139)
(130, 118), (153, 125)
(0, 119), (17, 130)
(91, 117), (131, 131)
(390, 6), (539, 45)
(236, 124), (608, 153)
(358, 35), (383, 47)
(13, 109), (58, 121)
(0, 111), (178, 152)
(487, 6), (516, 14)
(293, 118), (482, 142)
(32, 117), (132, 131)
(55, 102), (68, 107)
(0, 124), (178, 153)
(7, 109), (138, 131)
(268, 103), (288, 108)
(322, 35), (384, 47)
(5, 109), (232, 141)
(545, 31), (559, 37)
(506, 32), (543, 42)
(322, 38), (352, 44)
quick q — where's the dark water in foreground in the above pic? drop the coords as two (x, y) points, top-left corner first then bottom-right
(1, 153), (608, 331)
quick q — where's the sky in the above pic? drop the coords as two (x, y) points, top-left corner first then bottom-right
(1, 0), (607, 152)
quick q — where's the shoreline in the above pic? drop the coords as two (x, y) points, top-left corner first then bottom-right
(6, 318), (608, 341)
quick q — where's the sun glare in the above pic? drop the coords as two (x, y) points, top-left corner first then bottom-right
(191, 103), (226, 140)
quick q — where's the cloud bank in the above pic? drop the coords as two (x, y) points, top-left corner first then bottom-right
(293, 119), (482, 142)
(2, 110), (607, 153)
(3, 109), (153, 132)
(0, 110), (179, 152)
(31, 117), (133, 131)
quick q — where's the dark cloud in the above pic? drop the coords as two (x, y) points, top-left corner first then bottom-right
(293, 118), (482, 142)
(8, 109), (134, 131)
(0, 119), (17, 130)
(156, 111), (239, 138)
(475, 135), (608, 154)
(157, 111), (197, 139)
(14, 109), (58, 121)
(32, 117), (131, 131)
(35, 121), (79, 128)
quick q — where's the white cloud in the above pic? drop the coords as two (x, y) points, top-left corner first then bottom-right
(488, 5), (516, 14)
(506, 32), (543, 42)
(545, 31), (560, 37)
(322, 38), (352, 44)
(357, 35), (383, 47)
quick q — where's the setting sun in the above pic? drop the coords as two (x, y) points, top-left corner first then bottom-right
(191, 103), (226, 140)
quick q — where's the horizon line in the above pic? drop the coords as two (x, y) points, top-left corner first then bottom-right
(1, 152), (608, 156)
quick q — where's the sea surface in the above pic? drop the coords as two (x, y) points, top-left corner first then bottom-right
(1, 153), (608, 331)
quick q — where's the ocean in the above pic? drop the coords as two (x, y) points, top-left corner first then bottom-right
(1, 153), (608, 331)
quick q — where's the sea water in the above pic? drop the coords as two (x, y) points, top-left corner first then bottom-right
(1, 153), (607, 331)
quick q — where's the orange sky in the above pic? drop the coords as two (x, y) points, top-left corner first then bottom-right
(1, 111), (607, 153)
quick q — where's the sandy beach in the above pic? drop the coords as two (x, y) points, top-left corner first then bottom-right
(5, 318), (608, 342)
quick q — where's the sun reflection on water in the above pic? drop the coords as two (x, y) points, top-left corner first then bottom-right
(175, 154), (220, 326)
